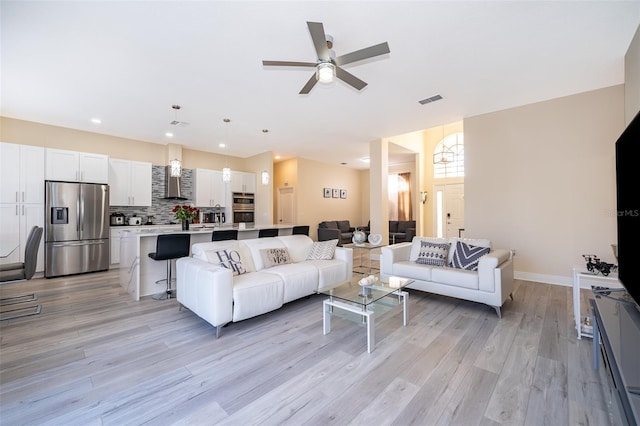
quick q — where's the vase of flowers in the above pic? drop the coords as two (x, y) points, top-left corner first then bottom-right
(173, 205), (199, 231)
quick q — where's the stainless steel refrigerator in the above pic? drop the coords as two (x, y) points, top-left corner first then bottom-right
(45, 181), (110, 278)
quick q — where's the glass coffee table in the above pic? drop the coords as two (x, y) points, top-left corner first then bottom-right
(318, 275), (413, 353)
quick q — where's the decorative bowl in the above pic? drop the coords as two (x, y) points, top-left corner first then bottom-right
(368, 233), (382, 246)
(352, 229), (367, 244)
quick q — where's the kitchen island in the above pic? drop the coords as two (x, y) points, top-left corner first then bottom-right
(119, 224), (294, 300)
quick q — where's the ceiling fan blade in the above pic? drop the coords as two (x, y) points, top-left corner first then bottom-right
(262, 60), (317, 67)
(299, 74), (318, 94)
(336, 67), (367, 91)
(334, 42), (390, 67)
(307, 21), (329, 60)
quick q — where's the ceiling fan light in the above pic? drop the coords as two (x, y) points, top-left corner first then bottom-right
(316, 62), (335, 84)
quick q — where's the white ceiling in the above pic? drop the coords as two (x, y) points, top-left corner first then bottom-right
(2, 1), (639, 169)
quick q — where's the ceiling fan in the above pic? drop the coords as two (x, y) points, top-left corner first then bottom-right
(262, 21), (390, 94)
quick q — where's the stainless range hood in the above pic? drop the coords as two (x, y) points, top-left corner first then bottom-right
(164, 165), (187, 200)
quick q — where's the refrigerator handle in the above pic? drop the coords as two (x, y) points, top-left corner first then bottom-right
(77, 196), (82, 236)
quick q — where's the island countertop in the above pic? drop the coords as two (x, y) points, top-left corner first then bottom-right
(118, 224), (295, 300)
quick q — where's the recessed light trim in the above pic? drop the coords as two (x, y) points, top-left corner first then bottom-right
(165, 132), (174, 138)
(91, 118), (101, 124)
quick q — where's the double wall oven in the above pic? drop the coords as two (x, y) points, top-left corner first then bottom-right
(232, 192), (255, 225)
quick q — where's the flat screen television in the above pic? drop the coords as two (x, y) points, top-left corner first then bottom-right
(615, 110), (640, 308)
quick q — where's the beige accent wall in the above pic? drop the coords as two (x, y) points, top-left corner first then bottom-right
(464, 85), (625, 285)
(625, 24), (640, 123)
(274, 157), (364, 241)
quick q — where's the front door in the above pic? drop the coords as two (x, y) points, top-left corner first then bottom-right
(434, 183), (465, 238)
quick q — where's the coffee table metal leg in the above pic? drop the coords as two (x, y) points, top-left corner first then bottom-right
(401, 290), (408, 326)
(367, 313), (375, 353)
(323, 300), (331, 335)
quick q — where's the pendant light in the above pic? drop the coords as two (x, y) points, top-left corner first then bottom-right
(433, 127), (454, 164)
(261, 129), (270, 185)
(222, 118), (231, 182)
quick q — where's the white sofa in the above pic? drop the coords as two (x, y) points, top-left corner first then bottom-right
(176, 235), (352, 336)
(381, 237), (514, 317)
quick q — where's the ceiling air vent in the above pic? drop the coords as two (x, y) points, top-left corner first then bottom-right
(418, 94), (443, 105)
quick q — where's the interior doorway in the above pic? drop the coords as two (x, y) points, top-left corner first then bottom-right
(434, 183), (465, 238)
(277, 187), (295, 225)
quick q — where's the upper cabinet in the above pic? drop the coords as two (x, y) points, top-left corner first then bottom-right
(46, 148), (109, 183)
(230, 171), (256, 194)
(194, 168), (226, 207)
(109, 158), (152, 206)
(0, 143), (45, 204)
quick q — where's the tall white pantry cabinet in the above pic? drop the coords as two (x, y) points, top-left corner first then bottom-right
(0, 143), (45, 273)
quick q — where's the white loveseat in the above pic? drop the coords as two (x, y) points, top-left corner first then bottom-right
(176, 235), (352, 336)
(381, 237), (514, 317)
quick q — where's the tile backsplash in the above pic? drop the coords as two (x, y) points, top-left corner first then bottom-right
(109, 165), (224, 224)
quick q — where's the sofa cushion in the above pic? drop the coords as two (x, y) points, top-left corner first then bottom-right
(307, 239), (339, 260)
(262, 262), (319, 303)
(260, 248), (292, 268)
(320, 221), (338, 229)
(431, 267), (479, 290)
(337, 220), (351, 232)
(193, 241), (254, 275)
(393, 260), (433, 282)
(416, 241), (451, 267)
(307, 259), (350, 290)
(232, 272), (284, 321)
(451, 241), (490, 271)
(278, 235), (314, 262)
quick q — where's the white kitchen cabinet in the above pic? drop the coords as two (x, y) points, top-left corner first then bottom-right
(0, 143), (45, 204)
(0, 143), (45, 273)
(109, 158), (152, 206)
(230, 171), (256, 193)
(45, 148), (109, 183)
(194, 168), (226, 207)
(110, 227), (127, 266)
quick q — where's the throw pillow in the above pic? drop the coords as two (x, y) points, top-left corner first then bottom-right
(415, 241), (451, 266)
(451, 241), (490, 271)
(260, 248), (292, 268)
(205, 247), (249, 276)
(306, 239), (338, 260)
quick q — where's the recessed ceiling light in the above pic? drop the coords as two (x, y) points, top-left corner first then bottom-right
(165, 132), (174, 138)
(219, 143), (226, 148)
(275, 155), (281, 160)
(91, 118), (101, 124)
(360, 157), (370, 163)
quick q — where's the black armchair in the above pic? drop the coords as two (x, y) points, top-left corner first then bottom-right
(318, 220), (354, 246)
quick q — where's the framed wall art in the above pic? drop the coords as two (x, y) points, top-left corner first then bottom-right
(323, 188), (331, 198)
(340, 189), (347, 199)
(332, 188), (340, 198)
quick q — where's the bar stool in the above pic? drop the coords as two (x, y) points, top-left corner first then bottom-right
(212, 229), (238, 241)
(258, 228), (279, 238)
(291, 225), (309, 236)
(148, 233), (191, 300)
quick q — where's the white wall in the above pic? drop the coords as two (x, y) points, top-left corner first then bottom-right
(464, 85), (625, 285)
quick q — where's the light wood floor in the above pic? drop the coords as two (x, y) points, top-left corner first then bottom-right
(0, 269), (611, 425)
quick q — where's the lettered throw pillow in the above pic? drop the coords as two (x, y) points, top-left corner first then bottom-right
(260, 248), (292, 268)
(451, 241), (490, 271)
(205, 247), (249, 276)
(306, 239), (338, 260)
(416, 241), (450, 266)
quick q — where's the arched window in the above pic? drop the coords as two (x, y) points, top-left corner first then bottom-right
(433, 132), (464, 178)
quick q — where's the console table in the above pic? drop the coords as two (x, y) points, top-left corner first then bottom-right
(572, 267), (621, 339)
(590, 293), (640, 425)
